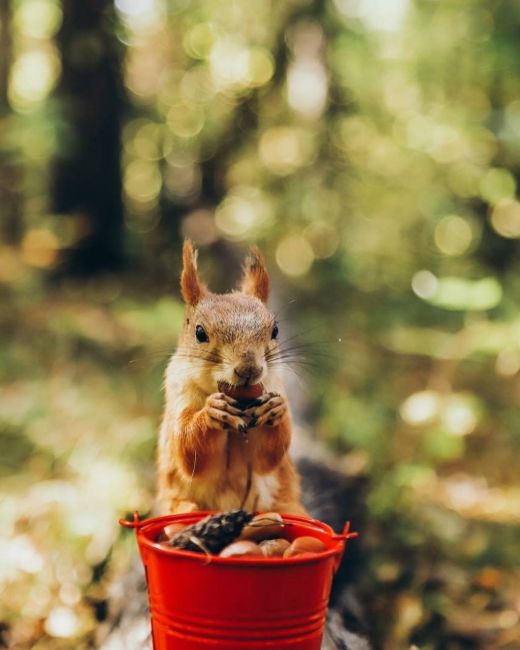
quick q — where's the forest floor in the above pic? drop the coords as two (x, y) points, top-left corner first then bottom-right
(0, 278), (519, 650)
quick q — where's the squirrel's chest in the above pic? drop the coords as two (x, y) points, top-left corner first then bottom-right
(191, 471), (280, 512)
(189, 438), (280, 511)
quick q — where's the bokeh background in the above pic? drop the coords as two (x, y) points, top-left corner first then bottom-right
(1, 0), (519, 648)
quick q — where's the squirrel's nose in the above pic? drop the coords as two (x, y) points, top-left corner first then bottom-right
(234, 364), (262, 384)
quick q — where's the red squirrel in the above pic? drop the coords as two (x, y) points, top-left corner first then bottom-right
(156, 240), (307, 515)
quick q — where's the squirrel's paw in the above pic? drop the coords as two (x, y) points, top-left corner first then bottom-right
(205, 392), (248, 433)
(244, 393), (287, 428)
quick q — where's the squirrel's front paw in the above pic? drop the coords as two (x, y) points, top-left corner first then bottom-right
(205, 393), (248, 433)
(243, 392), (287, 428)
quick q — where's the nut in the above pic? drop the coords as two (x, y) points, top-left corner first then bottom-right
(219, 540), (264, 558)
(259, 538), (291, 558)
(283, 536), (326, 558)
(158, 540), (172, 548)
(240, 512), (285, 541)
(163, 523), (187, 539)
(218, 382), (264, 402)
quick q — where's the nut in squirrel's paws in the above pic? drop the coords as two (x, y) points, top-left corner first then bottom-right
(217, 382), (270, 430)
(217, 381), (263, 407)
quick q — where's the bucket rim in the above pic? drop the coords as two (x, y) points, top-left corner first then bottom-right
(120, 510), (357, 566)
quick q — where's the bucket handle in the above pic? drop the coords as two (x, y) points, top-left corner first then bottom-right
(331, 520), (359, 542)
(119, 511), (142, 530)
(331, 521), (359, 573)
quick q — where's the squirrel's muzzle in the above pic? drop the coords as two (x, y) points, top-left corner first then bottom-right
(233, 363), (263, 385)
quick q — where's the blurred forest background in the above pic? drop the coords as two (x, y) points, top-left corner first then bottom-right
(1, 0), (519, 648)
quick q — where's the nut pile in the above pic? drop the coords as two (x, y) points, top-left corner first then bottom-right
(159, 510), (327, 559)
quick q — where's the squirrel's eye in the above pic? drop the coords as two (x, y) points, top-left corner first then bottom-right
(195, 325), (209, 343)
(271, 323), (279, 340)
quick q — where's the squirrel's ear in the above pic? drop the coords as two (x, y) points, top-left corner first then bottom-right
(240, 246), (270, 303)
(181, 239), (206, 306)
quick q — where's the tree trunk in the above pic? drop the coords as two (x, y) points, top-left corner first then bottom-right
(52, 0), (125, 276)
(0, 0), (11, 111)
(0, 0), (23, 245)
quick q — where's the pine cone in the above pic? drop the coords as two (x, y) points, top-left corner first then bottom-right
(168, 510), (253, 554)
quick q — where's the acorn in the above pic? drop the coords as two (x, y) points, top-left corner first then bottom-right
(218, 382), (264, 410)
(240, 512), (285, 541)
(283, 536), (326, 558)
(163, 523), (187, 540)
(259, 538), (291, 558)
(219, 540), (264, 558)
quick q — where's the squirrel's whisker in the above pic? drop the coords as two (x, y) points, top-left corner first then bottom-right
(175, 351), (223, 365)
(267, 361), (321, 372)
(268, 347), (333, 363)
(272, 298), (298, 322)
(266, 347), (330, 362)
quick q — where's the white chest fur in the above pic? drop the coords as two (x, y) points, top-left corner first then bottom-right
(187, 470), (280, 512)
(253, 473), (280, 510)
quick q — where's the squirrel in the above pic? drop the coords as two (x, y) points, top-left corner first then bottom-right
(156, 240), (307, 516)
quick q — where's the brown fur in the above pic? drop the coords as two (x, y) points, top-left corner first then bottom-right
(156, 240), (307, 515)
(240, 246), (270, 303)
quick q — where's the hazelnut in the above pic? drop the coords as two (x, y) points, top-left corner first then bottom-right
(240, 512), (285, 541)
(219, 540), (264, 558)
(218, 382), (264, 401)
(163, 523), (187, 540)
(158, 540), (173, 549)
(283, 536), (326, 558)
(259, 538), (291, 558)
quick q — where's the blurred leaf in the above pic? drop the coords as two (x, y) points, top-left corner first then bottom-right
(422, 428), (465, 461)
(425, 277), (503, 311)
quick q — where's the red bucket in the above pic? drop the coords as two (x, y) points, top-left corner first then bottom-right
(120, 511), (358, 650)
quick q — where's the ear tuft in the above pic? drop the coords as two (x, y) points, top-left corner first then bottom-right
(240, 246), (270, 303)
(181, 239), (206, 306)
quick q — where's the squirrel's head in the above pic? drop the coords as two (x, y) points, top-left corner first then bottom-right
(179, 239), (279, 391)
